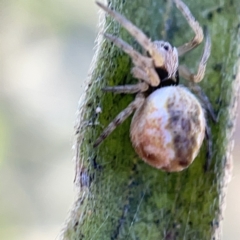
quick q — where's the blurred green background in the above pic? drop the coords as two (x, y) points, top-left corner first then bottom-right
(0, 1), (239, 239)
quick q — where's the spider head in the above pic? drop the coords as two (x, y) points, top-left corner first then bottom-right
(150, 41), (179, 81)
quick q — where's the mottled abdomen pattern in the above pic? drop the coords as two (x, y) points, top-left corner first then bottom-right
(130, 86), (205, 172)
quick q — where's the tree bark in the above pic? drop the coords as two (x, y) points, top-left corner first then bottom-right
(60, 0), (240, 239)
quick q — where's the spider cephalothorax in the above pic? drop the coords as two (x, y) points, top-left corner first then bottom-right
(94, 0), (215, 171)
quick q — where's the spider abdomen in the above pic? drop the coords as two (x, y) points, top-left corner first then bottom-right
(130, 86), (206, 172)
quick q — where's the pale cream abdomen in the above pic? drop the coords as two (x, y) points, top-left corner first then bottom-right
(130, 86), (206, 172)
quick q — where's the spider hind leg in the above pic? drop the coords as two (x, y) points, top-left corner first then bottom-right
(93, 93), (145, 147)
(204, 121), (213, 171)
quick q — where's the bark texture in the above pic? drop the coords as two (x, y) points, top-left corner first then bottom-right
(60, 0), (240, 239)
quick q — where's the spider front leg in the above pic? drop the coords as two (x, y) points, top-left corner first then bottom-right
(174, 0), (204, 56)
(96, 1), (164, 67)
(104, 33), (160, 86)
(93, 93), (145, 147)
(178, 29), (211, 83)
(178, 27), (214, 118)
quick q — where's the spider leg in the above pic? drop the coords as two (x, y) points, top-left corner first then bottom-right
(93, 93), (145, 147)
(204, 121), (213, 171)
(188, 83), (216, 171)
(131, 67), (150, 83)
(104, 33), (160, 86)
(103, 81), (149, 94)
(178, 30), (211, 83)
(96, 1), (164, 67)
(188, 83), (217, 122)
(174, 0), (204, 56)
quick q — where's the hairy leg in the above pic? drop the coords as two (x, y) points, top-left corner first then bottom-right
(104, 33), (160, 86)
(189, 83), (217, 122)
(93, 93), (145, 147)
(188, 83), (216, 171)
(178, 30), (211, 83)
(174, 0), (204, 56)
(204, 121), (213, 171)
(96, 1), (164, 68)
(103, 82), (149, 94)
(131, 67), (150, 84)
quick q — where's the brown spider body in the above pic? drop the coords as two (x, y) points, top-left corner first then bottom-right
(94, 0), (215, 171)
(131, 86), (205, 171)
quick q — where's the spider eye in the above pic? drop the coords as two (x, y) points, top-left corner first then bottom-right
(164, 45), (169, 51)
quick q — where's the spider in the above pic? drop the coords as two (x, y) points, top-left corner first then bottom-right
(94, 0), (216, 172)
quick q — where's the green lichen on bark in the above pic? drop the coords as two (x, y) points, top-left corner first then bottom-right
(61, 0), (240, 239)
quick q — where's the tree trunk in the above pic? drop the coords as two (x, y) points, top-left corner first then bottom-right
(60, 0), (240, 239)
